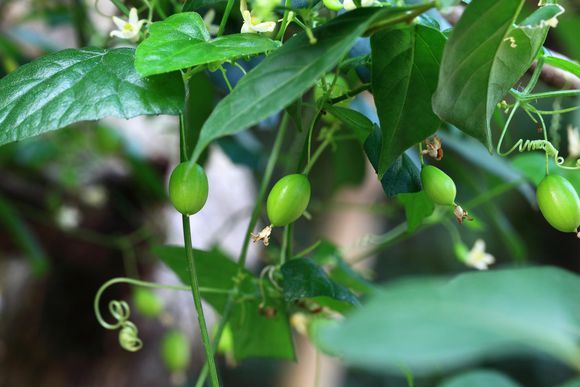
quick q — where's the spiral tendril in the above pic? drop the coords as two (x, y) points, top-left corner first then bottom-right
(94, 277), (237, 352)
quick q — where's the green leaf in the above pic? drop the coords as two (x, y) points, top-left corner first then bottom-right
(543, 55), (580, 78)
(153, 245), (295, 360)
(312, 267), (580, 375)
(371, 24), (445, 177)
(324, 105), (373, 143)
(281, 258), (360, 308)
(0, 48), (183, 147)
(432, 0), (551, 151)
(309, 240), (374, 294)
(398, 191), (434, 233)
(438, 370), (522, 387)
(365, 125), (422, 197)
(135, 13), (281, 77)
(183, 0), (227, 11)
(191, 6), (433, 162)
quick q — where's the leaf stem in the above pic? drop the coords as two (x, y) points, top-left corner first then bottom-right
(328, 83), (370, 105)
(182, 215), (220, 387)
(194, 114), (289, 387)
(276, 0), (293, 41)
(218, 0), (236, 36)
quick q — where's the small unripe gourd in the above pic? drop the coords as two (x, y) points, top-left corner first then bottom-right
(537, 175), (580, 233)
(133, 288), (163, 318)
(161, 330), (191, 372)
(168, 162), (208, 215)
(267, 174), (311, 227)
(421, 165), (457, 206)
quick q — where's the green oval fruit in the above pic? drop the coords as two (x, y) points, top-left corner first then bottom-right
(421, 165), (457, 206)
(267, 174), (311, 227)
(168, 162), (209, 215)
(133, 288), (163, 318)
(161, 330), (191, 372)
(537, 175), (580, 233)
(323, 0), (343, 10)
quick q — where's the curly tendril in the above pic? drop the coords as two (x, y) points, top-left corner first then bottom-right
(94, 277), (237, 351)
(497, 101), (580, 171)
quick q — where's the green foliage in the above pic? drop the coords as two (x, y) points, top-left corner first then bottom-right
(433, 0), (551, 150)
(191, 6), (432, 162)
(371, 24), (445, 177)
(153, 245), (295, 360)
(0, 48), (183, 147)
(281, 258), (359, 307)
(135, 13), (281, 77)
(398, 191), (435, 232)
(312, 267), (580, 375)
(365, 125), (422, 197)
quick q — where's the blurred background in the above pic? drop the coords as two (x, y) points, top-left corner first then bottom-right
(0, 0), (579, 386)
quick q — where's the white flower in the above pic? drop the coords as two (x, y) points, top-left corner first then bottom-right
(464, 239), (495, 271)
(80, 185), (107, 208)
(55, 205), (81, 230)
(110, 8), (146, 42)
(343, 0), (376, 11)
(568, 125), (580, 158)
(241, 10), (276, 33)
(203, 9), (220, 36)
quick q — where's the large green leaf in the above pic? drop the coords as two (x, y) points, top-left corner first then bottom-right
(324, 105), (373, 143)
(439, 370), (521, 387)
(0, 48), (183, 147)
(153, 245), (295, 360)
(432, 0), (554, 151)
(135, 12), (281, 77)
(371, 24), (445, 177)
(191, 5), (433, 161)
(312, 267), (580, 375)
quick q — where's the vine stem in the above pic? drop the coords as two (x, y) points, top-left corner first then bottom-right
(194, 113), (290, 387)
(218, 0), (235, 36)
(182, 215), (221, 387)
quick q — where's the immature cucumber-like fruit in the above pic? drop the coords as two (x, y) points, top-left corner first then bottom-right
(421, 165), (457, 206)
(537, 175), (580, 233)
(161, 330), (191, 372)
(267, 174), (311, 227)
(323, 0), (343, 11)
(133, 288), (163, 318)
(168, 162), (208, 215)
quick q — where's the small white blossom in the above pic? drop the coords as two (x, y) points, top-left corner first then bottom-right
(567, 126), (580, 158)
(203, 9), (220, 36)
(55, 205), (81, 230)
(110, 8), (146, 42)
(80, 185), (107, 208)
(343, 0), (376, 11)
(464, 239), (495, 271)
(241, 10), (276, 33)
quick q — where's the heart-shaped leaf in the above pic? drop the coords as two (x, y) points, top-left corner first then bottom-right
(135, 12), (281, 77)
(371, 24), (445, 177)
(0, 48), (183, 147)
(432, 0), (557, 151)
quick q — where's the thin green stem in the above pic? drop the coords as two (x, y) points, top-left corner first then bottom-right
(194, 114), (290, 387)
(276, 0), (292, 41)
(349, 222), (409, 264)
(111, 0), (130, 15)
(516, 89), (580, 101)
(219, 66), (233, 92)
(218, 0), (235, 36)
(280, 225), (291, 265)
(182, 216), (220, 387)
(328, 83), (370, 105)
(302, 135), (332, 175)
